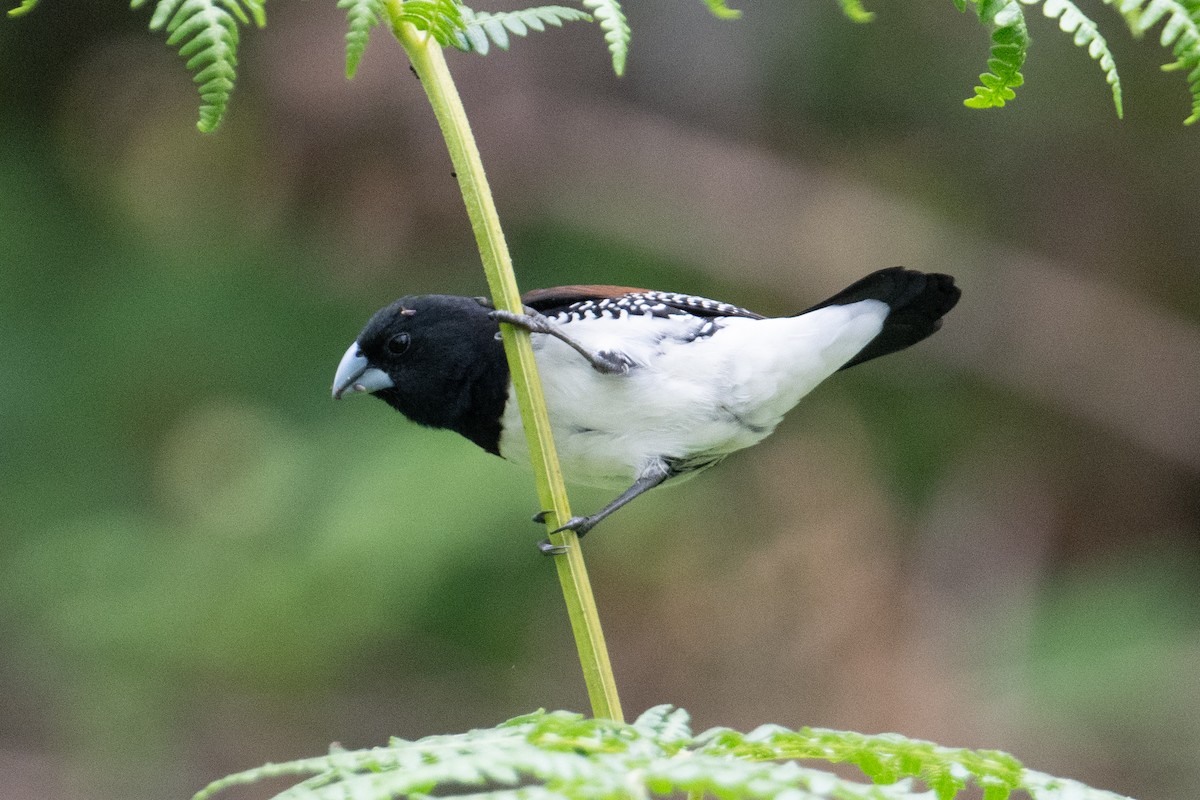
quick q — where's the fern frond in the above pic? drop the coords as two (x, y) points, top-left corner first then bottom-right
(6, 0), (39, 17)
(1029, 0), (1123, 117)
(697, 723), (1023, 796)
(130, 0), (266, 132)
(194, 706), (1138, 800)
(391, 0), (467, 48)
(1104, 0), (1200, 122)
(837, 0), (876, 23)
(338, 0), (385, 78)
(701, 0), (743, 20)
(631, 703), (693, 746)
(579, 0), (630, 76)
(962, 0), (1029, 109)
(452, 6), (593, 56)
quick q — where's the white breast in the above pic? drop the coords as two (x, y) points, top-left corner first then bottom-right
(497, 299), (888, 488)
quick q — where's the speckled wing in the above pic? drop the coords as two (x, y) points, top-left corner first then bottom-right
(522, 285), (765, 323)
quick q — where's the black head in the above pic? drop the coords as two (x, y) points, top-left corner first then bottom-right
(332, 295), (509, 454)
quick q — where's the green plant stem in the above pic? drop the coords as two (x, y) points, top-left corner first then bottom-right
(388, 11), (623, 723)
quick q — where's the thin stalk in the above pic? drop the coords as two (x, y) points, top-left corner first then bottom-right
(387, 10), (623, 723)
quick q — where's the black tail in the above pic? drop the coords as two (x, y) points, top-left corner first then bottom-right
(800, 267), (961, 370)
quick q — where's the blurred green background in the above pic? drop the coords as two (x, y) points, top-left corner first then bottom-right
(2, 3), (1198, 799)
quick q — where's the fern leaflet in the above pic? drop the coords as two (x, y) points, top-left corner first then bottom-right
(338, 0), (385, 78)
(1028, 0), (1123, 117)
(701, 0), (743, 20)
(579, 0), (630, 76)
(452, 6), (593, 56)
(193, 706), (1138, 800)
(389, 0), (467, 48)
(6, 0), (38, 17)
(130, 0), (267, 132)
(837, 0), (876, 23)
(962, 0), (1029, 109)
(630, 703), (692, 745)
(1106, 0), (1200, 123)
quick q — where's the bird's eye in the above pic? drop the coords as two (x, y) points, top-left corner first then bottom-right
(386, 332), (411, 355)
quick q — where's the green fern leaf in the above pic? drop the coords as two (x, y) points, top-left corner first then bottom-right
(1105, 0), (1200, 122)
(130, 0), (266, 132)
(963, 0), (1029, 109)
(579, 0), (630, 76)
(701, 0), (743, 20)
(632, 704), (693, 746)
(699, 724), (1024, 794)
(391, 0), (467, 48)
(452, 6), (593, 56)
(837, 0), (876, 23)
(6, 0), (39, 17)
(338, 0), (385, 78)
(1029, 0), (1124, 117)
(190, 708), (1141, 800)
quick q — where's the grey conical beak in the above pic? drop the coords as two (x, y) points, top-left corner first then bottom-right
(332, 342), (395, 399)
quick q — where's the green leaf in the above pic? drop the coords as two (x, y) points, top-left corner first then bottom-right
(579, 0), (630, 76)
(632, 704), (693, 745)
(194, 708), (1135, 800)
(962, 0), (1029, 109)
(6, 0), (38, 17)
(1102, 0), (1200, 123)
(451, 5), (593, 56)
(338, 0), (385, 79)
(960, 0), (1199, 122)
(1028, 0), (1123, 118)
(701, 0), (743, 20)
(131, 0), (266, 132)
(391, 0), (467, 48)
(837, 0), (876, 23)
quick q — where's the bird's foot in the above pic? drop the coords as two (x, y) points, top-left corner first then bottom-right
(489, 308), (555, 334)
(538, 538), (569, 556)
(591, 349), (637, 375)
(532, 510), (598, 555)
(551, 515), (597, 535)
(489, 309), (634, 375)
(532, 510), (596, 536)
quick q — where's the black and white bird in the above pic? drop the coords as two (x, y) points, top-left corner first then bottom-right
(332, 267), (960, 550)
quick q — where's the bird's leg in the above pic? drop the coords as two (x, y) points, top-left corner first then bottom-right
(488, 308), (635, 375)
(535, 460), (673, 554)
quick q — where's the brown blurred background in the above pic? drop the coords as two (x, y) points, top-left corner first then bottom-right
(1, 2), (1198, 800)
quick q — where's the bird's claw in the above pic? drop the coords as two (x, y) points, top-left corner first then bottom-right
(538, 538), (570, 556)
(593, 350), (635, 375)
(533, 511), (597, 555)
(488, 308), (553, 334)
(551, 516), (595, 536)
(533, 511), (593, 536)
(489, 310), (634, 376)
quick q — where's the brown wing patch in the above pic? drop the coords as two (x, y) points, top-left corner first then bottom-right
(522, 284), (649, 313)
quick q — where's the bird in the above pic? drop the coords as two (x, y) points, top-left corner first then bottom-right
(332, 267), (960, 552)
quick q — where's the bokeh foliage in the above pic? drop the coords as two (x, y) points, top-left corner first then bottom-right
(1, 3), (1198, 800)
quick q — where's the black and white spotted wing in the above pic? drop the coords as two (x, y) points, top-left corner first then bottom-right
(522, 285), (765, 326)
